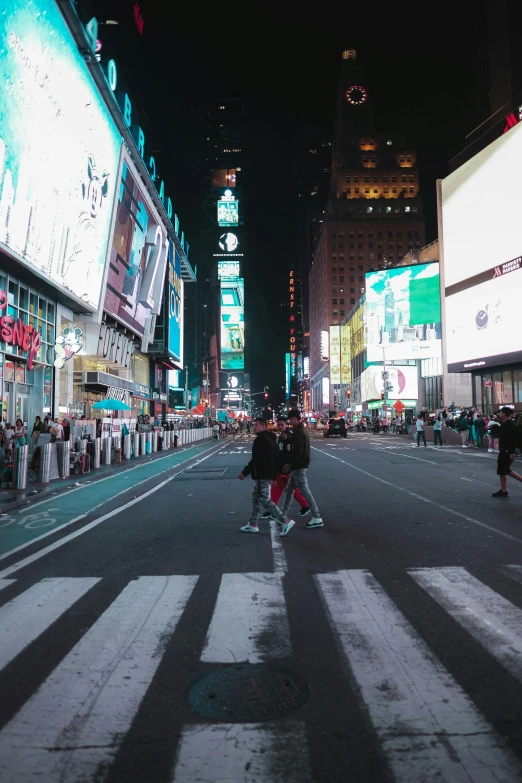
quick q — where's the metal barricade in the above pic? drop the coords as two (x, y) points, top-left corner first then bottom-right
(102, 436), (112, 465)
(139, 432), (147, 455)
(132, 432), (140, 459)
(12, 444), (28, 489)
(37, 443), (52, 484)
(123, 434), (131, 460)
(57, 441), (70, 479)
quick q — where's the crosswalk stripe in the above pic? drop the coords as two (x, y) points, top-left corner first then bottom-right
(0, 577), (99, 675)
(0, 575), (197, 782)
(499, 564), (522, 585)
(172, 722), (312, 783)
(201, 572), (291, 663)
(410, 566), (522, 684)
(316, 569), (522, 782)
(0, 579), (15, 592)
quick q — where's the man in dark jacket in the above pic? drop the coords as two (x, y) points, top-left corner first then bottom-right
(280, 409), (323, 529)
(261, 417), (310, 520)
(238, 418), (295, 536)
(492, 407), (522, 497)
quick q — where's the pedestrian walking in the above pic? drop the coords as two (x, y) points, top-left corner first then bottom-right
(374, 419), (380, 435)
(381, 416), (388, 434)
(487, 416), (500, 453)
(280, 409), (323, 529)
(31, 415), (43, 447)
(433, 415), (443, 447)
(458, 414), (469, 448)
(238, 418), (295, 536)
(50, 418), (64, 442)
(475, 414), (485, 448)
(492, 407), (522, 498)
(415, 416), (427, 447)
(261, 417), (310, 520)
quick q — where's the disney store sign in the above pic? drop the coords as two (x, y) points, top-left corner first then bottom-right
(0, 290), (42, 370)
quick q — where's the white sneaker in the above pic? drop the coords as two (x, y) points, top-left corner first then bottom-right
(280, 519), (295, 537)
(488, 448), (494, 453)
(304, 518), (324, 529)
(462, 445), (468, 448)
(240, 524), (259, 533)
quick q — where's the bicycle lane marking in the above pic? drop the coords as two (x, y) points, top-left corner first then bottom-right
(0, 441), (230, 579)
(0, 440), (226, 561)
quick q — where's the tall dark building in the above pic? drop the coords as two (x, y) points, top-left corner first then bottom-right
(309, 49), (426, 410)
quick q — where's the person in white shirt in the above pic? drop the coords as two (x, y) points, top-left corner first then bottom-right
(433, 416), (443, 447)
(50, 419), (64, 441)
(415, 416), (426, 447)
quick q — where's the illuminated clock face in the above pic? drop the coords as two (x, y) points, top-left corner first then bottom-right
(219, 232), (239, 252)
(346, 85), (368, 105)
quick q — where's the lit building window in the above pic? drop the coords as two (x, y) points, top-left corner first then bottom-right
(386, 206), (391, 213)
(387, 139), (392, 145)
(405, 206), (411, 212)
(367, 206), (373, 213)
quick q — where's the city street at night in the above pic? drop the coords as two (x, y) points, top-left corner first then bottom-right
(0, 432), (522, 781)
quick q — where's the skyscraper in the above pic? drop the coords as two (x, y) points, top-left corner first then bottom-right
(309, 49), (426, 410)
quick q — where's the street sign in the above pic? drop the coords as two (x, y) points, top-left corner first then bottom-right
(393, 400), (405, 413)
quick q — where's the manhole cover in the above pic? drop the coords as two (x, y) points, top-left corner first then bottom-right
(188, 663), (309, 722)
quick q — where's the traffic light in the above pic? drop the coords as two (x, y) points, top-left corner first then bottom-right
(264, 393), (269, 399)
(380, 391), (385, 400)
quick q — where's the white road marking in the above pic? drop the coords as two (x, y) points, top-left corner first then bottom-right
(499, 565), (522, 585)
(312, 446), (522, 544)
(316, 569), (522, 782)
(410, 567), (522, 682)
(0, 579), (15, 592)
(270, 520), (288, 574)
(201, 572), (291, 663)
(0, 442), (230, 579)
(172, 722), (311, 783)
(0, 575), (197, 782)
(0, 577), (99, 674)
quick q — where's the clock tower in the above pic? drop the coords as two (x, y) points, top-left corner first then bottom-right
(335, 49), (375, 171)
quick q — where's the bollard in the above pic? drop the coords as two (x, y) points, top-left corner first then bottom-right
(103, 436), (112, 465)
(57, 441), (70, 479)
(80, 439), (87, 455)
(147, 432), (153, 454)
(132, 432), (139, 459)
(12, 444), (28, 489)
(93, 438), (101, 469)
(37, 443), (52, 484)
(151, 431), (157, 452)
(139, 432), (147, 456)
(123, 434), (131, 460)
(164, 430), (170, 449)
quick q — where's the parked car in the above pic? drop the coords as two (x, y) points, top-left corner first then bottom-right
(324, 417), (347, 438)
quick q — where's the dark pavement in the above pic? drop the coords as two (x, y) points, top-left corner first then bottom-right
(0, 431), (522, 781)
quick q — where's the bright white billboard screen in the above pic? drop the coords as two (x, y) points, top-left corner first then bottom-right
(366, 264), (441, 362)
(442, 122), (522, 371)
(0, 0), (121, 311)
(361, 365), (418, 402)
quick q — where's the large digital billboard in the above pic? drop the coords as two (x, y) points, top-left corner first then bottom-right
(167, 247), (183, 366)
(0, 0), (121, 311)
(330, 325), (341, 384)
(220, 277), (244, 370)
(104, 154), (168, 339)
(366, 264), (441, 362)
(217, 192), (239, 227)
(442, 122), (522, 371)
(360, 365), (419, 402)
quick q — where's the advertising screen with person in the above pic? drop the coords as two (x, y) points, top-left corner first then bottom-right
(0, 0), (121, 311)
(366, 264), (442, 362)
(442, 121), (522, 371)
(220, 277), (244, 370)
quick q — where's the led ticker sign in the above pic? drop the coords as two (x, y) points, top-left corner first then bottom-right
(217, 190), (239, 227)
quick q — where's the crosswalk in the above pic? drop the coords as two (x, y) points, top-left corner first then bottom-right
(0, 565), (521, 781)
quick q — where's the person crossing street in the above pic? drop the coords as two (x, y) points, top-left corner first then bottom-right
(261, 417), (311, 521)
(238, 418), (295, 536)
(280, 409), (323, 529)
(492, 407), (522, 498)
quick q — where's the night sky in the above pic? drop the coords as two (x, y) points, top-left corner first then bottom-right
(105, 2), (489, 407)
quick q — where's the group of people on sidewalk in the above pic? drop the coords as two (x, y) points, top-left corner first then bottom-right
(238, 409), (322, 537)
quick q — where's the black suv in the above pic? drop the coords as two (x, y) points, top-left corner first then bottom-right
(324, 418), (347, 438)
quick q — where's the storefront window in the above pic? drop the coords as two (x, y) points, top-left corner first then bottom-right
(514, 370), (522, 404)
(132, 352), (149, 386)
(0, 276), (55, 368)
(8, 280), (17, 306)
(15, 363), (25, 384)
(5, 361), (14, 382)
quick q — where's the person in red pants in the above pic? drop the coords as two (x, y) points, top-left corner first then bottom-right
(261, 416), (311, 519)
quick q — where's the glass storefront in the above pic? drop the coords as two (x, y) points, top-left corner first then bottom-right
(0, 269), (55, 427)
(473, 366), (522, 414)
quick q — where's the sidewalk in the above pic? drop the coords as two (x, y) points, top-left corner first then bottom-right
(0, 439), (213, 515)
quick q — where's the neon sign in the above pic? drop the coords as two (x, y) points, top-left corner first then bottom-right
(503, 106), (522, 133)
(0, 290), (42, 369)
(289, 270), (297, 378)
(133, 2), (144, 35)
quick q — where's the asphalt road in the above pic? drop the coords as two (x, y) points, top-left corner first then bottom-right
(1, 431), (522, 782)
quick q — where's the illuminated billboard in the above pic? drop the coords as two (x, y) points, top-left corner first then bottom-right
(320, 330), (329, 360)
(330, 325), (341, 384)
(220, 277), (244, 370)
(218, 260), (241, 280)
(340, 322), (351, 385)
(217, 191), (239, 226)
(366, 264), (441, 362)
(361, 365), (419, 402)
(167, 247), (183, 366)
(0, 0), (121, 311)
(442, 122), (522, 371)
(285, 353), (291, 399)
(104, 154), (168, 339)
